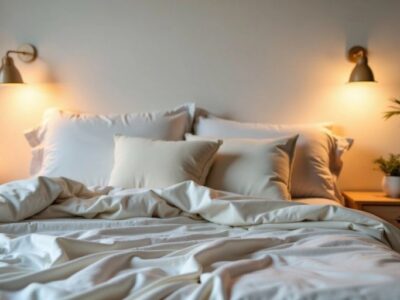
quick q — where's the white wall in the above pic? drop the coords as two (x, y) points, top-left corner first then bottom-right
(0, 0), (399, 189)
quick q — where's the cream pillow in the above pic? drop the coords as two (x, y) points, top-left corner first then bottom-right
(186, 134), (299, 201)
(109, 136), (221, 189)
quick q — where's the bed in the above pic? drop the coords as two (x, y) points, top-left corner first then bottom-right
(1, 104), (399, 300)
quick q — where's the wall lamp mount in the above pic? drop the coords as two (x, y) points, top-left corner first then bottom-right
(0, 44), (38, 84)
(347, 46), (375, 83)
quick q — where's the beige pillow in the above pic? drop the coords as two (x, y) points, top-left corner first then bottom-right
(109, 136), (221, 189)
(195, 116), (353, 202)
(186, 134), (299, 200)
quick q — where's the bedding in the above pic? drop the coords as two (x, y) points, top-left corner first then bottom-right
(24, 103), (196, 186)
(0, 177), (400, 300)
(109, 136), (221, 189)
(292, 197), (343, 206)
(194, 116), (353, 203)
(185, 134), (298, 200)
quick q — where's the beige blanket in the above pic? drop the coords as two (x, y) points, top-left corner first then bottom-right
(0, 177), (399, 299)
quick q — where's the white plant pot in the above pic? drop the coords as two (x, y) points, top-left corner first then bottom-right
(382, 176), (400, 198)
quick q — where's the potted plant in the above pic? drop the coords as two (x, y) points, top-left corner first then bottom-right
(374, 154), (400, 198)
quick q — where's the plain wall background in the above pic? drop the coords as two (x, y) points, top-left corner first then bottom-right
(0, 0), (399, 190)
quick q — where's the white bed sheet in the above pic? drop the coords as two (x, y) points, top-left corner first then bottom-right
(0, 177), (399, 300)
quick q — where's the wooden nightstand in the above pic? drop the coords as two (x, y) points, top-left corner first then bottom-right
(343, 191), (400, 228)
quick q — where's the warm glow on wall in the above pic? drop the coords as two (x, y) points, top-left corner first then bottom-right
(339, 82), (380, 111)
(1, 84), (58, 115)
(0, 83), (68, 182)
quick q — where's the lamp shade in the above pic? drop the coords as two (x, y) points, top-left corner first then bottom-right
(0, 56), (24, 84)
(349, 56), (375, 82)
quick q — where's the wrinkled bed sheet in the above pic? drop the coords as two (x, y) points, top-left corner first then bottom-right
(0, 177), (399, 300)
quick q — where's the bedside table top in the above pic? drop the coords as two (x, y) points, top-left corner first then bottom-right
(343, 191), (400, 206)
(343, 191), (400, 228)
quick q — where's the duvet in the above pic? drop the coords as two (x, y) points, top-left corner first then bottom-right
(0, 177), (400, 300)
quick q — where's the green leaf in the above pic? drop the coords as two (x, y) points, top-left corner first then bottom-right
(373, 153), (400, 176)
(383, 98), (400, 120)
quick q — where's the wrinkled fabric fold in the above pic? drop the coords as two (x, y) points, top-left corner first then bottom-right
(0, 177), (399, 299)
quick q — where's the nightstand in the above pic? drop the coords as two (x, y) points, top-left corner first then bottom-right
(343, 191), (400, 229)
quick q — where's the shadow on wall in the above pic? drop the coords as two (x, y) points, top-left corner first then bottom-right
(341, 145), (382, 191)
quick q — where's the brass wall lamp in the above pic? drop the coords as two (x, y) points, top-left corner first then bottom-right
(347, 46), (375, 82)
(0, 44), (38, 84)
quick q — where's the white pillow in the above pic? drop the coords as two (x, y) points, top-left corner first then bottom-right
(194, 116), (353, 202)
(186, 134), (298, 200)
(25, 104), (196, 186)
(109, 136), (221, 189)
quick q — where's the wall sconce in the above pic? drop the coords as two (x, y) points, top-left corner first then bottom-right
(347, 46), (375, 82)
(0, 44), (38, 84)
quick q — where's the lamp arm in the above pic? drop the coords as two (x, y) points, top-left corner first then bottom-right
(6, 50), (34, 57)
(3, 44), (37, 63)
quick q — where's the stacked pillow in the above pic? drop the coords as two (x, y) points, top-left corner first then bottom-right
(194, 116), (353, 203)
(25, 104), (196, 186)
(26, 105), (352, 203)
